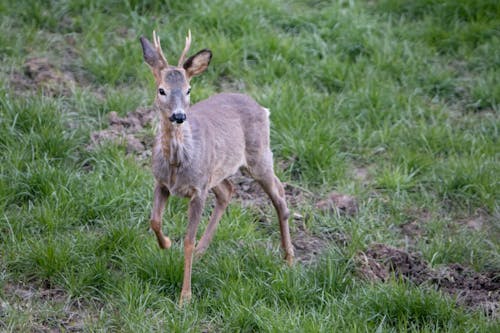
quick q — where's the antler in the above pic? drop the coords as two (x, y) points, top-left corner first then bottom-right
(178, 30), (192, 66)
(153, 30), (168, 67)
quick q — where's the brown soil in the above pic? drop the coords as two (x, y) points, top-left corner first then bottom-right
(10, 57), (77, 97)
(1, 282), (98, 331)
(357, 243), (500, 317)
(395, 209), (432, 247)
(352, 166), (371, 185)
(457, 209), (490, 232)
(316, 191), (359, 216)
(292, 218), (350, 264)
(88, 107), (156, 159)
(229, 172), (311, 209)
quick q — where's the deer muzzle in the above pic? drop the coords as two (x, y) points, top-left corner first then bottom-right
(169, 112), (187, 124)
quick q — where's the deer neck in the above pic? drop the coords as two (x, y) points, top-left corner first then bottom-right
(159, 115), (192, 167)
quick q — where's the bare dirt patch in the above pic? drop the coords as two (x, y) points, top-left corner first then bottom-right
(316, 191), (359, 216)
(10, 57), (77, 97)
(88, 107), (156, 159)
(399, 220), (425, 239)
(395, 208), (432, 247)
(457, 209), (491, 232)
(357, 244), (432, 284)
(352, 166), (371, 185)
(357, 243), (500, 317)
(1, 282), (99, 331)
(229, 172), (311, 209)
(292, 219), (350, 264)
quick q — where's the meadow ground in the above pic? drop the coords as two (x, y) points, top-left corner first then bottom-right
(0, 0), (499, 331)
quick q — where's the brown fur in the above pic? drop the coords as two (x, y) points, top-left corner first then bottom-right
(140, 31), (294, 306)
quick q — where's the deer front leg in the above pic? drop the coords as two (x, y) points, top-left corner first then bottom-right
(150, 183), (172, 249)
(179, 192), (207, 306)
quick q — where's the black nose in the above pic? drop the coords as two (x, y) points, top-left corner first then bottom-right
(169, 113), (186, 124)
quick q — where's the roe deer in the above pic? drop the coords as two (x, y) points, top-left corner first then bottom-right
(140, 30), (294, 305)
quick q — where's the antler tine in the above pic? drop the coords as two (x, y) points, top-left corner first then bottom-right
(178, 29), (192, 66)
(153, 30), (168, 66)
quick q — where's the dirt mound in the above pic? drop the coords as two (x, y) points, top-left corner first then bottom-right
(10, 57), (77, 96)
(357, 243), (500, 316)
(357, 244), (432, 284)
(88, 107), (156, 158)
(433, 264), (500, 315)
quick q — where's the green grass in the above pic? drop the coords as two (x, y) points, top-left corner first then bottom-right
(1, 0), (499, 331)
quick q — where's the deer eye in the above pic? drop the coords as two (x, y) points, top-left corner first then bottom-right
(186, 88), (191, 95)
(158, 88), (166, 96)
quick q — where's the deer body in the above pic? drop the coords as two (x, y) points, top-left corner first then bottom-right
(153, 93), (265, 197)
(140, 31), (294, 306)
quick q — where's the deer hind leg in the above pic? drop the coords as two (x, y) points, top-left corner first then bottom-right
(150, 183), (172, 249)
(253, 167), (294, 265)
(195, 179), (234, 257)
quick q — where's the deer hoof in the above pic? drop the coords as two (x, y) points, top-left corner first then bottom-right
(158, 236), (172, 249)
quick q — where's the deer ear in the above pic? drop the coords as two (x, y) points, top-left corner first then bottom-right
(140, 36), (165, 70)
(183, 49), (212, 79)
(140, 36), (160, 68)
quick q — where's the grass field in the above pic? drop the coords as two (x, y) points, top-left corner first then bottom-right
(1, 0), (499, 331)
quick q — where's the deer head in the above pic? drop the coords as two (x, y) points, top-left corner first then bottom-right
(140, 30), (212, 124)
